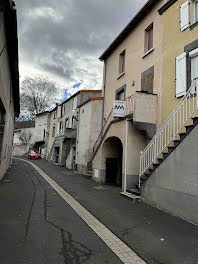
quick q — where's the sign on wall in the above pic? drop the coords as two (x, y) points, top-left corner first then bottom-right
(113, 100), (126, 117)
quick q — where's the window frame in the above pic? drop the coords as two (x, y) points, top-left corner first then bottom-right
(52, 125), (55, 137)
(144, 23), (153, 54)
(195, 0), (198, 23)
(118, 50), (126, 76)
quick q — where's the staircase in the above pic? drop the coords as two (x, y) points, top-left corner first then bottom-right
(130, 80), (198, 195)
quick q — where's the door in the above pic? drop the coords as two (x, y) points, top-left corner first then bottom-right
(106, 158), (122, 186)
(191, 55), (198, 82)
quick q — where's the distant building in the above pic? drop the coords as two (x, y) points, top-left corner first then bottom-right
(33, 112), (50, 158)
(76, 97), (103, 173)
(47, 90), (102, 169)
(0, 0), (19, 179)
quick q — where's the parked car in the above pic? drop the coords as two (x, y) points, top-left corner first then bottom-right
(27, 151), (41, 160)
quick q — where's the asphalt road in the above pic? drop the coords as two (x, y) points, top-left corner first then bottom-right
(1, 158), (198, 264)
(0, 159), (121, 264)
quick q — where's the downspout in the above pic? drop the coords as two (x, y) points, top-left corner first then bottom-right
(75, 107), (80, 172)
(124, 118), (128, 193)
(101, 60), (107, 128)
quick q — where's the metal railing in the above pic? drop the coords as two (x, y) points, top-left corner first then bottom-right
(93, 94), (135, 154)
(139, 80), (198, 184)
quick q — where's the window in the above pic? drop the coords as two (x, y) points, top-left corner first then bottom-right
(195, 0), (198, 22)
(72, 97), (78, 110)
(65, 118), (69, 128)
(141, 66), (154, 94)
(52, 125), (55, 137)
(115, 85), (126, 101)
(53, 112), (56, 120)
(145, 23), (153, 53)
(59, 121), (63, 134)
(118, 50), (125, 75)
(189, 48), (198, 82)
(61, 105), (64, 117)
(43, 129), (46, 140)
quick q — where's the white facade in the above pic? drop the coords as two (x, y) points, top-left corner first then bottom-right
(76, 98), (103, 173)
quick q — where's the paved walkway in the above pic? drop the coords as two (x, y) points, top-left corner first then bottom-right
(1, 158), (198, 263)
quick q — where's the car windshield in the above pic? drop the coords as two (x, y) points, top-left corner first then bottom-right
(30, 151), (36, 154)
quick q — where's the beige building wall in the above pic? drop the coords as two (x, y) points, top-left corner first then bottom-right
(103, 0), (166, 129)
(161, 0), (198, 123)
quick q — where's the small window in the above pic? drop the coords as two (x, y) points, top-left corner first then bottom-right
(141, 66), (154, 94)
(52, 125), (55, 137)
(53, 112), (56, 120)
(195, 0), (198, 22)
(119, 50), (125, 75)
(43, 129), (45, 140)
(59, 121), (63, 134)
(145, 23), (153, 53)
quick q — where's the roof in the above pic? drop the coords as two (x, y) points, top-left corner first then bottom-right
(49, 90), (102, 113)
(15, 120), (35, 129)
(1, 0), (20, 116)
(99, 0), (160, 61)
(158, 0), (177, 15)
(78, 97), (103, 108)
(36, 111), (50, 117)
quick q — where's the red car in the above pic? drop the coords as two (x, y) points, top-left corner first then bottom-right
(28, 151), (41, 160)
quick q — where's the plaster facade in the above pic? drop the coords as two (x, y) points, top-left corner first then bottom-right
(76, 98), (103, 173)
(160, 0), (198, 123)
(92, 0), (165, 189)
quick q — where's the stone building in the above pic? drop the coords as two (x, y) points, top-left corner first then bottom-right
(47, 90), (102, 169)
(0, 0), (19, 179)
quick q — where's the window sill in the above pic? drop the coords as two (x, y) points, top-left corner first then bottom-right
(117, 72), (125, 80)
(190, 21), (198, 31)
(142, 48), (154, 58)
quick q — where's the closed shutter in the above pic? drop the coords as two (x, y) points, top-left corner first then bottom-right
(176, 53), (187, 97)
(180, 1), (189, 31)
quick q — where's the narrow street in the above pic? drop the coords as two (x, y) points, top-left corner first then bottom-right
(1, 158), (198, 264)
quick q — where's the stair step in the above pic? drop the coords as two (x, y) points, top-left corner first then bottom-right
(141, 174), (148, 180)
(163, 152), (169, 159)
(185, 125), (194, 133)
(173, 140), (180, 147)
(168, 146), (175, 153)
(179, 132), (186, 140)
(192, 117), (198, 124)
(128, 188), (141, 196)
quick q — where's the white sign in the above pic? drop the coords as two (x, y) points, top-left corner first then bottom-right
(113, 100), (126, 117)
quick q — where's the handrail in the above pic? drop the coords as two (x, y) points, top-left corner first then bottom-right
(139, 80), (198, 185)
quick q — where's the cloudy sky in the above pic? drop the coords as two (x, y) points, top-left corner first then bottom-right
(15, 0), (146, 100)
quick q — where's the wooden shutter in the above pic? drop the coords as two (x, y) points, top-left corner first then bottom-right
(180, 1), (189, 31)
(176, 53), (187, 97)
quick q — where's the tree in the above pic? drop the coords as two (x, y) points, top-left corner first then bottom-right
(20, 76), (58, 118)
(19, 131), (32, 146)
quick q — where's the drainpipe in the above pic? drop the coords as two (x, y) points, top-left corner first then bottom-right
(101, 60), (107, 128)
(124, 118), (128, 193)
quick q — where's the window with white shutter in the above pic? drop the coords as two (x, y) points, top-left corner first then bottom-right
(189, 48), (198, 82)
(180, 1), (189, 31)
(176, 53), (187, 97)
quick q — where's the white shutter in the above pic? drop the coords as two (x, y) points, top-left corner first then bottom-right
(176, 52), (187, 97)
(180, 1), (189, 31)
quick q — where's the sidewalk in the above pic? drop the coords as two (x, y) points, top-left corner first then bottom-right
(28, 158), (198, 264)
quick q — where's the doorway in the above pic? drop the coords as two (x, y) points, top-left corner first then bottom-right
(54, 147), (60, 164)
(102, 137), (123, 187)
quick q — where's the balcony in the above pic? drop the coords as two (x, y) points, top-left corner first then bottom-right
(93, 92), (157, 155)
(57, 127), (77, 139)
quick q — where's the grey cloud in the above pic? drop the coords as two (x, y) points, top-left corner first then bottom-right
(15, 0), (146, 87)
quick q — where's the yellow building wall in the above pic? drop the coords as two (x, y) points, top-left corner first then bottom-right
(103, 0), (166, 129)
(161, 0), (198, 123)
